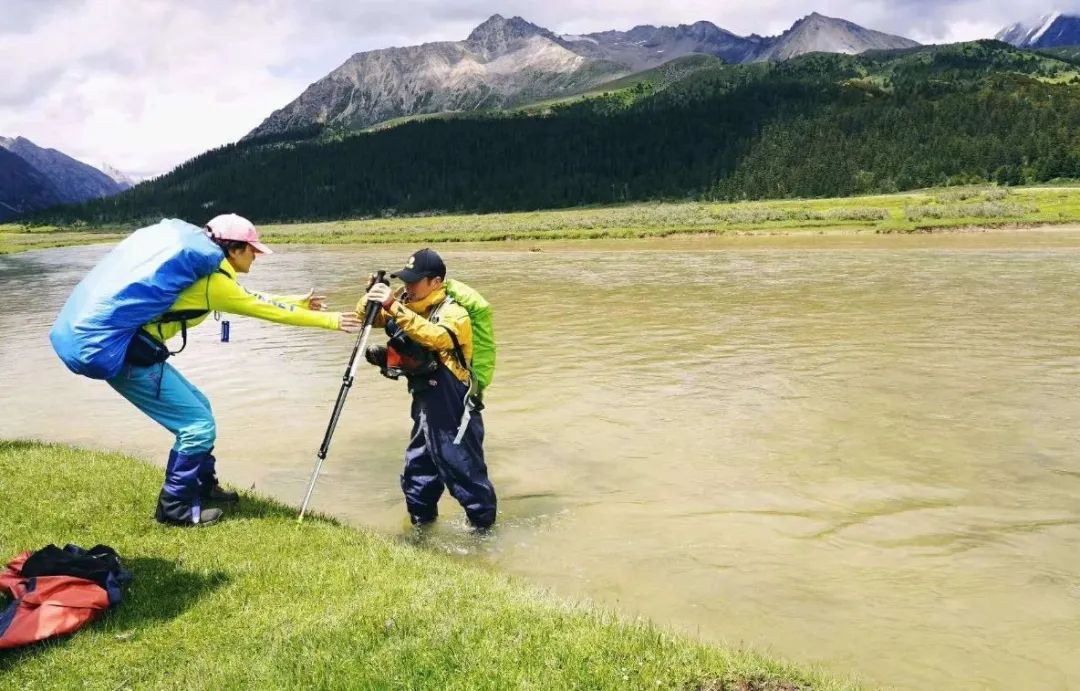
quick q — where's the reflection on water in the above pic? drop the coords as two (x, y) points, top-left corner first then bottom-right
(4, 231), (1080, 690)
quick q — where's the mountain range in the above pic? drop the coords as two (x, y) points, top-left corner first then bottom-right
(0, 136), (131, 221)
(996, 12), (1080, 49)
(46, 39), (1080, 227)
(247, 12), (919, 139)
(13, 10), (1080, 222)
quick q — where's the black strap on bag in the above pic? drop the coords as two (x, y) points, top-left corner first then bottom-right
(124, 310), (203, 367)
(154, 308), (211, 356)
(155, 268), (231, 356)
(440, 325), (469, 373)
(440, 324), (484, 411)
(124, 268), (230, 366)
(429, 297), (469, 373)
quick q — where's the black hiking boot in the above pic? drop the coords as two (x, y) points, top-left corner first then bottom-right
(154, 490), (224, 527)
(466, 510), (495, 534)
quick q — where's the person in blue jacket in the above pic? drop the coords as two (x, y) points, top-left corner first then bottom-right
(108, 214), (362, 527)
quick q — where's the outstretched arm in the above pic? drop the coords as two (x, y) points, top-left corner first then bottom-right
(207, 274), (343, 330)
(264, 289), (325, 310)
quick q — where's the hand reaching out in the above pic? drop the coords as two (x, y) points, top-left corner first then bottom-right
(301, 288), (327, 311)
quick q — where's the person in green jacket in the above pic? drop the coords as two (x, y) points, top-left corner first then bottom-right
(109, 214), (362, 527)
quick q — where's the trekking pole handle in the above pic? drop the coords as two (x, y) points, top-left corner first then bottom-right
(362, 271), (389, 323)
(346, 270), (387, 383)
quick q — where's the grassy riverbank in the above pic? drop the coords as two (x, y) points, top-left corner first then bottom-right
(6, 185), (1080, 255)
(0, 225), (124, 255)
(0, 441), (853, 690)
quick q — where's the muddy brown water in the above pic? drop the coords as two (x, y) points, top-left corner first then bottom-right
(4, 230), (1080, 689)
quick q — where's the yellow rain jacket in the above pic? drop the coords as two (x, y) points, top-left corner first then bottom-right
(360, 286), (473, 385)
(143, 259), (340, 343)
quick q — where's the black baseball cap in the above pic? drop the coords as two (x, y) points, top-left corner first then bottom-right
(391, 248), (446, 282)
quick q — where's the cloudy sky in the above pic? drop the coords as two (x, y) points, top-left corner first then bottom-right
(1, 0), (1072, 179)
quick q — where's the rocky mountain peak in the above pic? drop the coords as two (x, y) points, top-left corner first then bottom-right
(466, 14), (552, 56)
(684, 20), (734, 40)
(246, 12), (921, 139)
(0, 135), (126, 205)
(753, 11), (918, 61)
(100, 163), (135, 189)
(790, 12), (849, 31)
(995, 12), (1080, 49)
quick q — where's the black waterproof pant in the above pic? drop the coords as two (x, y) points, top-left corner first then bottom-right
(402, 365), (496, 528)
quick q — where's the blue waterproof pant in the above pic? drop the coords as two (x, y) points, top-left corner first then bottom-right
(403, 366), (497, 528)
(108, 363), (219, 502)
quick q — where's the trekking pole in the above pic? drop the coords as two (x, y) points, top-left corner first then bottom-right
(298, 271), (388, 523)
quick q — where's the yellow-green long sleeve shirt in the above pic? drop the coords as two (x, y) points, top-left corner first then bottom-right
(143, 259), (339, 343)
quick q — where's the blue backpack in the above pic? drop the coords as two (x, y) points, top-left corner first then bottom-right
(49, 219), (224, 380)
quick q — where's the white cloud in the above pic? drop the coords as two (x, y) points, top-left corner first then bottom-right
(0, 0), (1069, 178)
(1, 1), (326, 178)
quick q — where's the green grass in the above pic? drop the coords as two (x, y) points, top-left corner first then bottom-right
(0, 224), (123, 255)
(8, 185), (1080, 256)
(255, 186), (1080, 246)
(0, 441), (852, 690)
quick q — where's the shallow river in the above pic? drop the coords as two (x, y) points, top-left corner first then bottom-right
(4, 231), (1080, 689)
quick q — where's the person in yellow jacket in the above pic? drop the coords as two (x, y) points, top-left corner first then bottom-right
(361, 249), (496, 530)
(109, 214), (362, 527)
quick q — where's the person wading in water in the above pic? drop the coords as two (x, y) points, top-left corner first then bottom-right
(362, 249), (497, 530)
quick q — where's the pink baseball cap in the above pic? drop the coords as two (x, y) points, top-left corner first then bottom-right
(205, 213), (273, 254)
